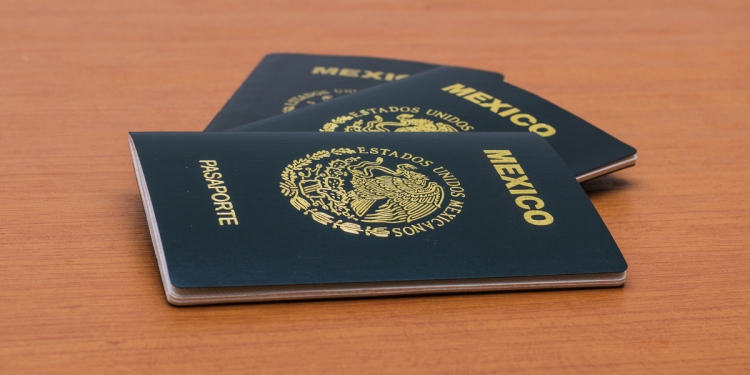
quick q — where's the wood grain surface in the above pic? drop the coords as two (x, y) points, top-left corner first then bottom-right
(1, 0), (748, 373)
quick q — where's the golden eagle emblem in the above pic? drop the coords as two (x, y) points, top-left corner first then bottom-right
(280, 148), (454, 237)
(321, 113), (459, 132)
(348, 159), (444, 223)
(346, 114), (458, 132)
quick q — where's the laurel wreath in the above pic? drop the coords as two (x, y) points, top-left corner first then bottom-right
(280, 148), (391, 237)
(319, 115), (354, 132)
(282, 90), (333, 113)
(318, 113), (458, 133)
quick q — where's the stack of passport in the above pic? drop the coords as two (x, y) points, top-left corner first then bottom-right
(129, 53), (636, 305)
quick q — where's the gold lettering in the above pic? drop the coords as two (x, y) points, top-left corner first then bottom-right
(478, 98), (513, 113)
(218, 217), (239, 226)
(447, 200), (464, 210)
(212, 193), (230, 201)
(409, 224), (427, 233)
(529, 124), (557, 137)
(524, 210), (554, 226)
(441, 84), (556, 136)
(209, 185), (227, 193)
(311, 66), (339, 75)
(463, 91), (493, 104)
(493, 164), (525, 175)
(510, 114), (537, 127)
(509, 189), (538, 195)
(200, 160), (238, 225)
(361, 70), (383, 80)
(439, 212), (456, 220)
(484, 150), (517, 163)
(515, 196), (544, 210)
(498, 108), (521, 117)
(217, 209), (236, 217)
(484, 151), (552, 226)
(442, 83), (476, 97)
(501, 175), (534, 189)
(214, 202), (233, 211)
(339, 68), (360, 77)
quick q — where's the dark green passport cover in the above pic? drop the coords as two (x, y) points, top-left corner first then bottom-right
(204, 53), (442, 132)
(229, 66), (636, 181)
(130, 132), (627, 305)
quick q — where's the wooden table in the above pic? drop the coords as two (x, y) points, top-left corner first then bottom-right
(2, 0), (748, 373)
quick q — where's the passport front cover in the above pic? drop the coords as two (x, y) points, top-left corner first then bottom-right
(204, 53), (443, 132)
(130, 132), (627, 305)
(230, 67), (636, 181)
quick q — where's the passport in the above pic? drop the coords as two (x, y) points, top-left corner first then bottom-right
(230, 66), (636, 181)
(129, 132), (627, 305)
(204, 53), (443, 132)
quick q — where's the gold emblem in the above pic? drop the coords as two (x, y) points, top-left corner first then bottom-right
(282, 89), (357, 113)
(280, 148), (464, 237)
(319, 107), (475, 132)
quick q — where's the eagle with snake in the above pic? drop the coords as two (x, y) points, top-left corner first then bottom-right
(345, 158), (444, 224)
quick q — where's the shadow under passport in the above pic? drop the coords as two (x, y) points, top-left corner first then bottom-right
(580, 174), (633, 198)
